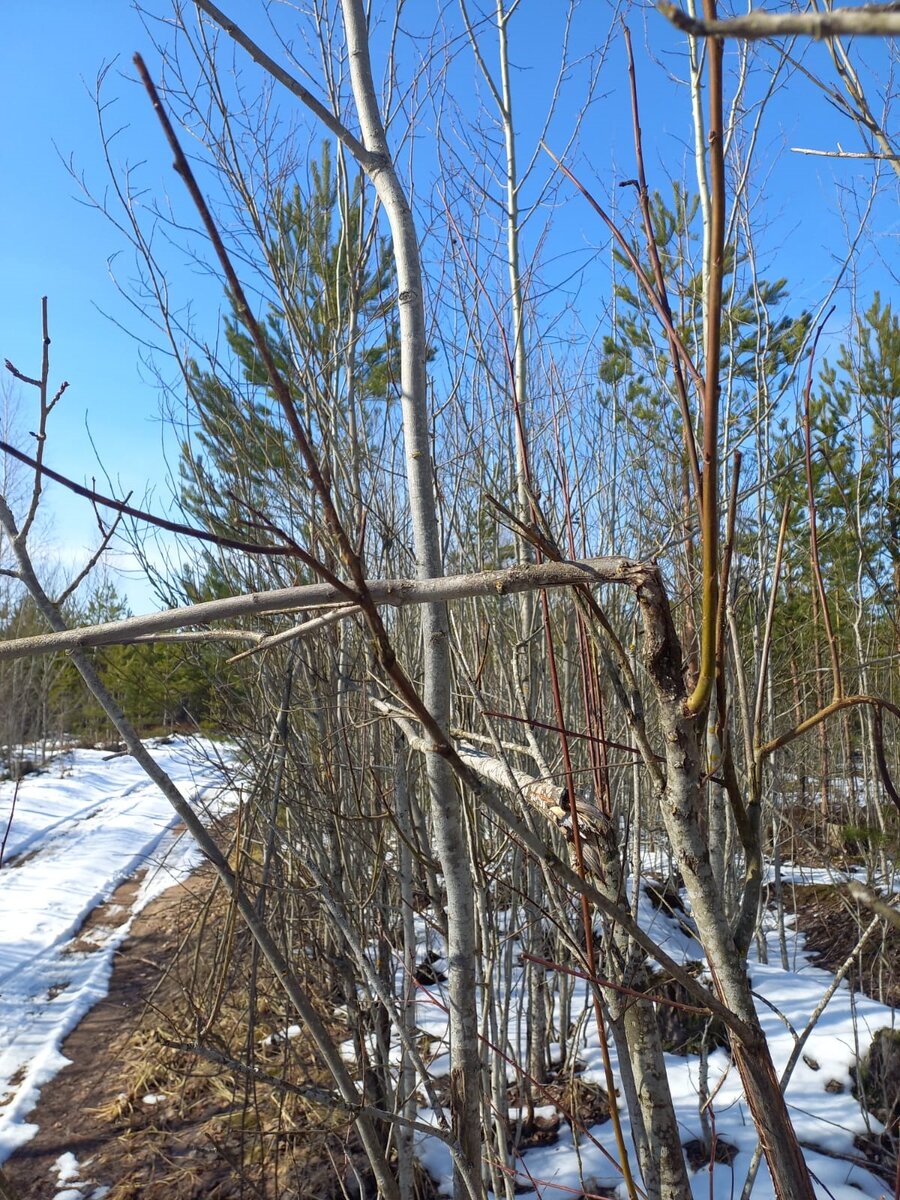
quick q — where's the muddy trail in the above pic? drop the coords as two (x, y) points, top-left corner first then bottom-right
(4, 873), (204, 1199)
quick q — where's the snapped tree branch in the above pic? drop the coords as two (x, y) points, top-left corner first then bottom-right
(659, 3), (900, 39)
(0, 557), (642, 660)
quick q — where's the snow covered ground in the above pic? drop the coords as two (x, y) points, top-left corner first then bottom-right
(0, 736), (238, 1164)
(362, 877), (898, 1200)
(0, 737), (895, 1200)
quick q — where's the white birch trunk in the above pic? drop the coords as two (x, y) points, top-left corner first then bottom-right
(339, 4), (482, 1191)
(394, 736), (418, 1200)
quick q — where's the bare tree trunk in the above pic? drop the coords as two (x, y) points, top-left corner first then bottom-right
(636, 570), (817, 1200)
(583, 802), (691, 1200)
(394, 733), (417, 1199)
(338, 3), (482, 1189)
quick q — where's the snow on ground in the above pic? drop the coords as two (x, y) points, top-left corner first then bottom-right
(360, 882), (897, 1200)
(0, 736), (238, 1163)
(1, 739), (895, 1199)
(49, 1149), (109, 1200)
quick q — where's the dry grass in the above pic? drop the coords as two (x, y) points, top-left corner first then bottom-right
(4, 855), (427, 1200)
(783, 882), (900, 1009)
(81, 885), (388, 1200)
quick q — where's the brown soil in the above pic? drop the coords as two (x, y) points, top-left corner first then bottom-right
(4, 871), (210, 1199)
(2, 859), (421, 1200)
(64, 870), (147, 955)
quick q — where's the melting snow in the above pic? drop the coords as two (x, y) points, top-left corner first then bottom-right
(1, 740), (896, 1200)
(0, 736), (238, 1162)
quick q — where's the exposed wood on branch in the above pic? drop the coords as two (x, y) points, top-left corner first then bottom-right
(846, 882), (900, 931)
(793, 145), (900, 161)
(374, 695), (754, 1037)
(659, 2), (900, 39)
(0, 557), (639, 661)
(370, 698), (569, 825)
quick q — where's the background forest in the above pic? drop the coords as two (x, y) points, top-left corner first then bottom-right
(1, 2), (899, 1199)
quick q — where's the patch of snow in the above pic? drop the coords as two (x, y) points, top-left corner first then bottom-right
(53, 1151), (81, 1183)
(400, 872), (896, 1199)
(50, 1149), (97, 1200)
(261, 1024), (302, 1048)
(0, 737), (238, 1163)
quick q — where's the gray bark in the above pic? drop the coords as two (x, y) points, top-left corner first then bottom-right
(395, 738), (418, 1200)
(663, 4), (900, 39)
(0, 557), (637, 661)
(632, 565), (818, 1200)
(338, 3), (482, 1191)
(578, 797), (691, 1200)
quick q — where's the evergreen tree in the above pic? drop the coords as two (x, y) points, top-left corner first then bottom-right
(180, 145), (400, 580)
(823, 294), (900, 627)
(598, 185), (810, 549)
(49, 581), (226, 740)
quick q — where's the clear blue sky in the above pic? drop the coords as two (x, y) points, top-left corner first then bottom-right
(1, 2), (896, 611)
(1, 3), (224, 609)
(3, 6), (161, 602)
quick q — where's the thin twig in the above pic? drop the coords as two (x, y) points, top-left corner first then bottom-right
(872, 706), (900, 814)
(191, 0), (380, 171)
(158, 1036), (457, 1143)
(521, 952), (714, 1016)
(226, 606), (359, 663)
(752, 498), (791, 749)
(760, 693), (900, 762)
(134, 53), (360, 606)
(20, 298), (53, 542)
(541, 142), (705, 393)
(623, 22), (702, 510)
(55, 506), (128, 608)
(803, 308), (842, 702)
(687, 0), (725, 718)
(0, 438), (302, 559)
(0, 776), (22, 869)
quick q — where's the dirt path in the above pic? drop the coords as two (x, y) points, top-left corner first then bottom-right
(0, 841), (364, 1200)
(3, 871), (206, 1200)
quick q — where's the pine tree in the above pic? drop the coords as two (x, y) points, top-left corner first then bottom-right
(180, 144), (400, 580)
(598, 185), (810, 551)
(825, 294), (900, 638)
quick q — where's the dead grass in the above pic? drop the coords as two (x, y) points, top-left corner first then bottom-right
(4, 857), (436, 1200)
(76, 882), (392, 1200)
